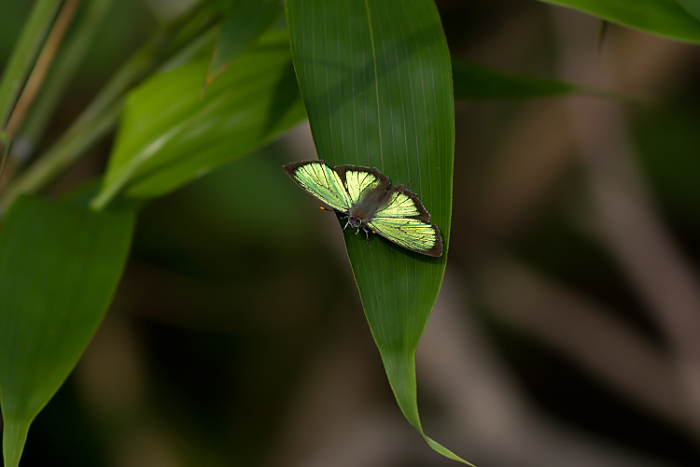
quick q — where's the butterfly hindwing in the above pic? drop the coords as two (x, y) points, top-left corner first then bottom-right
(368, 186), (443, 257)
(283, 160), (353, 212)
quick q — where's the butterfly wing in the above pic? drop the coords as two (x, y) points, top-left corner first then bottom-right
(334, 165), (390, 205)
(367, 186), (443, 257)
(283, 160), (353, 212)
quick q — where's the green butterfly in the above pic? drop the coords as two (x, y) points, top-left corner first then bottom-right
(283, 160), (443, 257)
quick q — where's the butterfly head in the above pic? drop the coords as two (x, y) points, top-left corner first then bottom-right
(347, 204), (372, 228)
(348, 215), (363, 228)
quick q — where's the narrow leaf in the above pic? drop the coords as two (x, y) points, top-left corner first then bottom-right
(453, 56), (580, 100)
(0, 196), (134, 467)
(205, 0), (283, 86)
(91, 29), (305, 209)
(286, 0), (469, 463)
(676, 0), (700, 21)
(535, 0), (700, 43)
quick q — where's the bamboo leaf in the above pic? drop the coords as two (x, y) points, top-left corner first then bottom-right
(676, 0), (700, 21)
(205, 0), (283, 87)
(535, 0), (700, 43)
(0, 195), (134, 467)
(91, 29), (305, 209)
(453, 56), (585, 100)
(286, 0), (469, 463)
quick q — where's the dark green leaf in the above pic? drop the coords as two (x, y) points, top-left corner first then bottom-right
(676, 0), (700, 21)
(205, 0), (283, 86)
(453, 56), (579, 100)
(0, 196), (134, 467)
(536, 0), (700, 43)
(91, 29), (306, 209)
(286, 0), (469, 463)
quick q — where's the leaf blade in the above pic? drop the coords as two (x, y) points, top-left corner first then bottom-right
(453, 56), (576, 100)
(286, 0), (470, 463)
(676, 0), (700, 21)
(536, 0), (700, 43)
(0, 196), (134, 467)
(92, 29), (305, 208)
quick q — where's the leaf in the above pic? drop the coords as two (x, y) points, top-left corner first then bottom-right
(535, 0), (700, 43)
(205, 0), (283, 86)
(0, 195), (134, 467)
(676, 0), (700, 21)
(286, 0), (469, 463)
(91, 28), (306, 209)
(453, 56), (584, 100)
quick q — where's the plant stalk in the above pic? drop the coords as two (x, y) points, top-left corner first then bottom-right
(0, 0), (61, 128)
(5, 0), (81, 138)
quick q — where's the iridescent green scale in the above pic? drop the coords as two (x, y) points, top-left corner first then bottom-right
(283, 160), (443, 257)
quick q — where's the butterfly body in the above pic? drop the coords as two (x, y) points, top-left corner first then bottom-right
(283, 160), (443, 257)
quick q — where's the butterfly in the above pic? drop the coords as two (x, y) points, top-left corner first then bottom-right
(283, 160), (443, 257)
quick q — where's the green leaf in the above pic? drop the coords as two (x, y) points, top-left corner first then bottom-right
(0, 0), (61, 127)
(205, 0), (283, 86)
(453, 56), (584, 100)
(0, 195), (134, 467)
(676, 0), (700, 21)
(91, 29), (306, 209)
(535, 0), (700, 43)
(286, 0), (469, 463)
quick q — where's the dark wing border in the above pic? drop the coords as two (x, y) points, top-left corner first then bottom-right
(333, 164), (391, 191)
(379, 185), (432, 223)
(283, 159), (334, 185)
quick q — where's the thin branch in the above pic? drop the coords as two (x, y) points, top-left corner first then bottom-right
(5, 0), (80, 138)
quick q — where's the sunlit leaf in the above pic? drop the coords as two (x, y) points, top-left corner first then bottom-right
(0, 196), (134, 467)
(286, 0), (470, 463)
(536, 0), (700, 43)
(91, 29), (305, 209)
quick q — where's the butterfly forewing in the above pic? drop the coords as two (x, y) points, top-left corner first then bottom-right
(335, 166), (389, 205)
(284, 161), (353, 212)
